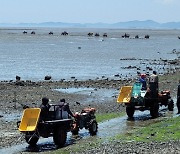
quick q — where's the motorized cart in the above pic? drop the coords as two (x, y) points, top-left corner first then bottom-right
(117, 82), (174, 118)
(71, 107), (98, 136)
(18, 105), (73, 147)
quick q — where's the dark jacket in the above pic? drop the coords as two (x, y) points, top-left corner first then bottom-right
(58, 101), (74, 117)
(40, 103), (51, 121)
(177, 84), (180, 113)
(177, 84), (180, 97)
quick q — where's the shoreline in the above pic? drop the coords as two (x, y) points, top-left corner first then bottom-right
(0, 54), (179, 83)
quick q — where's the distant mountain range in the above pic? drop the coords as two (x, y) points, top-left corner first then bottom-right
(1, 20), (180, 29)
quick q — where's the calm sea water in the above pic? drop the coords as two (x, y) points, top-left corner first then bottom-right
(0, 28), (180, 81)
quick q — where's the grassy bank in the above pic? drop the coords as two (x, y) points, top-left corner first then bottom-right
(115, 116), (180, 142)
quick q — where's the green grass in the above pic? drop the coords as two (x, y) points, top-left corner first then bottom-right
(96, 112), (125, 123)
(115, 116), (180, 142)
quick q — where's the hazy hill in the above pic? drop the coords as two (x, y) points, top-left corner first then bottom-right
(0, 20), (180, 29)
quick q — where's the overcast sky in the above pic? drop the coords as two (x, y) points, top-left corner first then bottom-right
(0, 0), (180, 23)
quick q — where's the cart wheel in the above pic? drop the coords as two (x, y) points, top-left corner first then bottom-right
(53, 129), (67, 147)
(89, 120), (98, 136)
(150, 103), (159, 118)
(168, 99), (174, 111)
(126, 106), (135, 118)
(25, 131), (39, 146)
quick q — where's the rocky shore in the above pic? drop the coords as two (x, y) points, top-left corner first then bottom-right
(80, 140), (180, 154)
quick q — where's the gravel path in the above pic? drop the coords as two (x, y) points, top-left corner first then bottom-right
(80, 140), (180, 154)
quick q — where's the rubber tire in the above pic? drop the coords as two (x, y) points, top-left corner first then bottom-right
(168, 99), (174, 111)
(25, 131), (39, 146)
(126, 106), (135, 118)
(150, 103), (159, 118)
(89, 120), (98, 136)
(53, 129), (67, 147)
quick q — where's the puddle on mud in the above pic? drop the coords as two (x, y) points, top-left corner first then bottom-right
(55, 87), (118, 103)
(0, 138), (56, 154)
(0, 112), (22, 122)
(0, 134), (72, 153)
(0, 101), (179, 154)
(0, 111), (21, 122)
(55, 87), (95, 94)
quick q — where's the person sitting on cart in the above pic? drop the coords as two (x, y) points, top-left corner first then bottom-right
(55, 98), (74, 119)
(177, 80), (180, 114)
(39, 97), (51, 121)
(139, 73), (147, 90)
